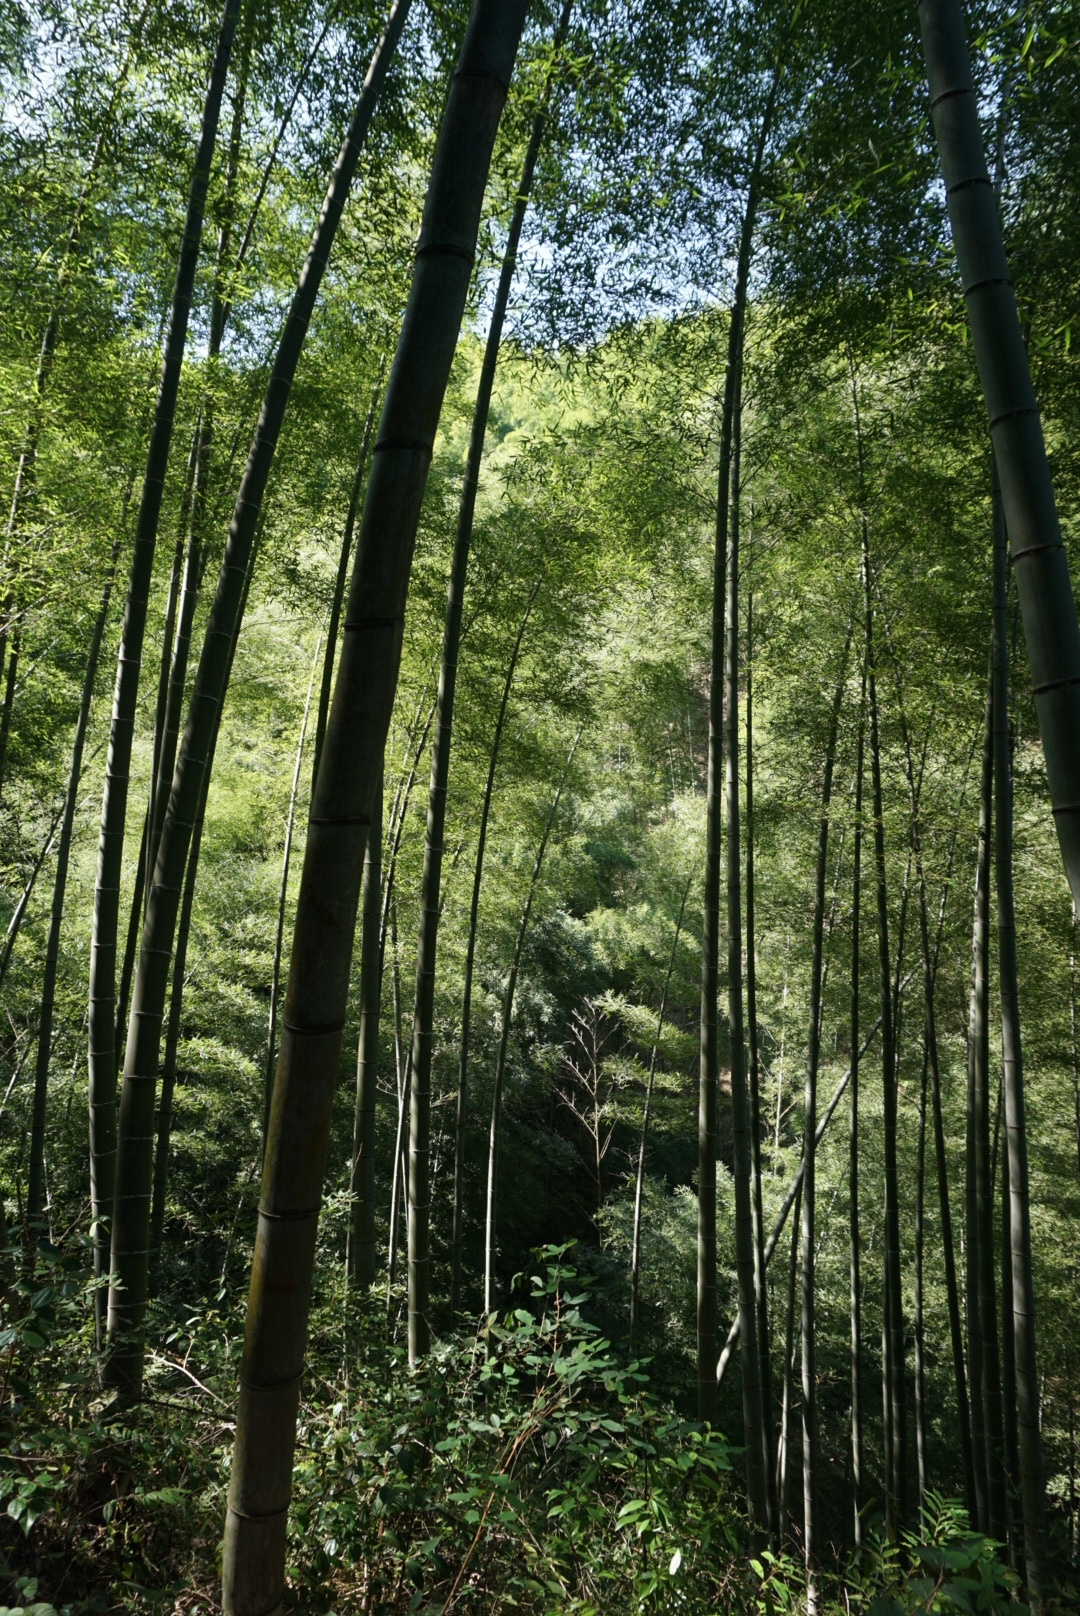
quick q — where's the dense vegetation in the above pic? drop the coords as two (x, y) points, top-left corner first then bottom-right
(2, 0), (1080, 1610)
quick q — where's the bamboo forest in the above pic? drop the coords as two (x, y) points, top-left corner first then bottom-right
(6, 0), (1080, 1609)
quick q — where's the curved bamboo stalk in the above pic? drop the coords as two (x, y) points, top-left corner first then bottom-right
(0, 804), (65, 990)
(222, 6), (527, 1604)
(484, 729), (581, 1316)
(407, 0), (573, 1366)
(105, 0), (414, 1402)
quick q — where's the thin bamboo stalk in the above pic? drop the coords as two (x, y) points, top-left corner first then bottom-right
(484, 730), (581, 1315)
(629, 871), (692, 1352)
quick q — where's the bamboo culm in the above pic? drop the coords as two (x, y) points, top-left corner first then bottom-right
(914, 1046), (928, 1507)
(745, 580), (776, 1538)
(800, 619), (852, 1590)
(919, 0), (1080, 914)
(149, 546), (258, 1279)
(349, 776), (382, 1289)
(312, 364), (385, 791)
(850, 664), (866, 1547)
(484, 730), (581, 1316)
(881, 606), (977, 1522)
(88, 0), (240, 1351)
(25, 541), (120, 1239)
(779, 1178), (802, 1541)
(104, 0), (414, 1401)
(629, 871), (693, 1351)
(723, 386), (770, 1535)
(716, 970), (915, 1387)
(406, 0), (571, 1362)
(859, 483), (905, 1530)
(971, 657), (1008, 1538)
(698, 80), (775, 1429)
(992, 458), (1047, 1602)
(222, 5), (528, 1606)
(263, 624), (324, 1147)
(451, 578), (541, 1317)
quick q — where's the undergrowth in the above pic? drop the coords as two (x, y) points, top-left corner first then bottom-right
(0, 1240), (1035, 1614)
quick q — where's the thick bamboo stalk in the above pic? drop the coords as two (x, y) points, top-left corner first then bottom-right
(25, 542), (120, 1238)
(221, 6), (527, 1605)
(1072, 913), (1080, 1185)
(451, 578), (541, 1317)
(918, 0), (1080, 912)
(104, 0), (414, 1402)
(88, 0), (241, 1349)
(407, 2), (570, 1362)
(992, 453), (1047, 1601)
(484, 730), (580, 1315)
